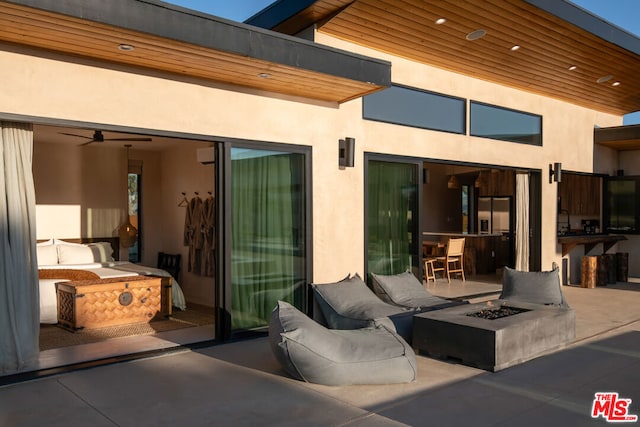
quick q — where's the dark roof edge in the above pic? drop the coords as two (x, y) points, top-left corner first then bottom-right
(3, 0), (390, 87)
(594, 124), (640, 143)
(244, 0), (316, 29)
(524, 0), (640, 55)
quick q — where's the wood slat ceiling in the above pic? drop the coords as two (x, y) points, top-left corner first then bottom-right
(0, 1), (386, 104)
(276, 0), (640, 115)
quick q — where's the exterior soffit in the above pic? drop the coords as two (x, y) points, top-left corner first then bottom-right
(0, 0), (391, 104)
(249, 0), (640, 115)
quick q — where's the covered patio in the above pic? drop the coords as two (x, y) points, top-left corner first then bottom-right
(1, 279), (639, 425)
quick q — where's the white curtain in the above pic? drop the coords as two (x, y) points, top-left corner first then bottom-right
(515, 172), (530, 271)
(0, 121), (39, 373)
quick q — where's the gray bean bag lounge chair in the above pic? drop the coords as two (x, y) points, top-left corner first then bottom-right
(499, 266), (570, 307)
(371, 271), (464, 310)
(311, 274), (416, 342)
(269, 300), (417, 386)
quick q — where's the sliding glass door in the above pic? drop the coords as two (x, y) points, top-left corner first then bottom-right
(366, 156), (421, 279)
(222, 145), (309, 333)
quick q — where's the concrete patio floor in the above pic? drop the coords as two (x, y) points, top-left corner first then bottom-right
(1, 280), (639, 426)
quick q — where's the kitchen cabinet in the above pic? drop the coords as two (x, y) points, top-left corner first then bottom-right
(478, 170), (515, 197)
(558, 174), (600, 215)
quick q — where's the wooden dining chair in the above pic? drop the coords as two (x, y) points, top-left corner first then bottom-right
(157, 252), (181, 280)
(424, 258), (438, 282)
(435, 237), (466, 283)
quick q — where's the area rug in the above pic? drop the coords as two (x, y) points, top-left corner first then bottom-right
(39, 318), (196, 351)
(170, 305), (215, 326)
(39, 303), (216, 351)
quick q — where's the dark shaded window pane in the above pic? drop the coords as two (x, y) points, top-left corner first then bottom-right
(364, 85), (465, 134)
(605, 178), (637, 233)
(470, 102), (542, 145)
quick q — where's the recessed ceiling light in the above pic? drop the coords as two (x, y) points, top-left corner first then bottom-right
(510, 45), (520, 51)
(466, 29), (486, 41)
(435, 18), (446, 25)
(612, 81), (621, 87)
(568, 65), (577, 71)
(597, 74), (613, 83)
(118, 44), (135, 51)
(258, 73), (271, 79)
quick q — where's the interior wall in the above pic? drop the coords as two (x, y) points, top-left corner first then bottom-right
(423, 163), (462, 232)
(159, 143), (216, 306)
(33, 139), (216, 305)
(33, 142), (126, 242)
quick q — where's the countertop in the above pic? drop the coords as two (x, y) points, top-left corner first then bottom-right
(557, 234), (626, 256)
(423, 232), (503, 237)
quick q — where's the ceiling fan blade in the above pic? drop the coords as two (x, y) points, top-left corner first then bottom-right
(105, 137), (153, 141)
(59, 132), (92, 140)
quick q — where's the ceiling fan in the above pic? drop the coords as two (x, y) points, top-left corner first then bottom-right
(60, 130), (152, 146)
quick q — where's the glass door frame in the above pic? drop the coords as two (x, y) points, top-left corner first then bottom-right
(364, 152), (424, 283)
(216, 139), (313, 340)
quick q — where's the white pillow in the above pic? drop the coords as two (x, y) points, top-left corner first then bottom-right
(36, 244), (59, 265)
(37, 239), (54, 247)
(57, 244), (95, 264)
(88, 242), (114, 262)
(54, 239), (85, 247)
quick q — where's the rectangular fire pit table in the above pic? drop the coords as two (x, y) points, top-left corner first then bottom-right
(413, 300), (575, 371)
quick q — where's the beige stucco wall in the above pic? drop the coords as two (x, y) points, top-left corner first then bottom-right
(0, 36), (627, 283)
(1, 47), (365, 283)
(315, 33), (623, 271)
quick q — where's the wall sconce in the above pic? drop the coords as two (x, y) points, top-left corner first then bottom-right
(549, 162), (562, 183)
(339, 137), (355, 168)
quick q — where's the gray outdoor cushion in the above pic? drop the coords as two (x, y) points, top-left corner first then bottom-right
(371, 271), (459, 310)
(500, 266), (568, 307)
(311, 274), (415, 341)
(269, 301), (417, 386)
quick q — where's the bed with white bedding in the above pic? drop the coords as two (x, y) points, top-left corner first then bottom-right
(37, 238), (187, 324)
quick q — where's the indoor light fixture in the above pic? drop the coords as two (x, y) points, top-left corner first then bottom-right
(549, 162), (562, 184)
(447, 175), (460, 189)
(612, 81), (621, 87)
(258, 72), (271, 79)
(118, 44), (135, 51)
(568, 65), (577, 71)
(435, 18), (446, 25)
(510, 45), (520, 51)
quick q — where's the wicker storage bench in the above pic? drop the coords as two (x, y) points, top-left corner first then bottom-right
(57, 276), (164, 330)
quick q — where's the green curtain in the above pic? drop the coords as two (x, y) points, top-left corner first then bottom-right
(367, 161), (417, 276)
(231, 149), (306, 330)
